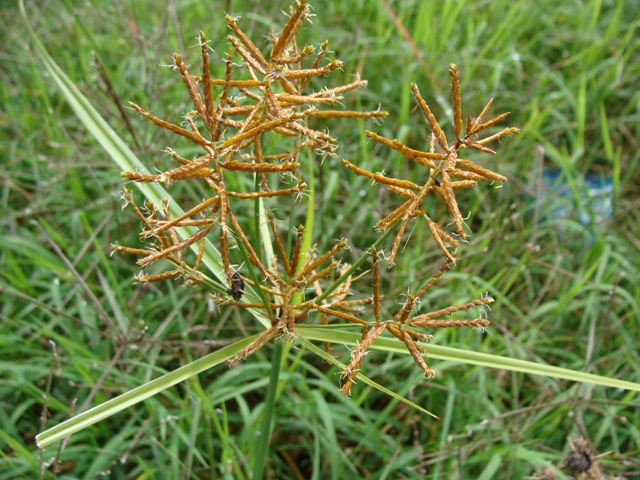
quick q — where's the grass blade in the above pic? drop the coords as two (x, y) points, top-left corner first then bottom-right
(297, 326), (640, 392)
(252, 343), (284, 479)
(35, 335), (258, 448)
(297, 337), (438, 418)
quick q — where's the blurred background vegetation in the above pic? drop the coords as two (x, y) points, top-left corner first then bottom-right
(2, 0), (639, 478)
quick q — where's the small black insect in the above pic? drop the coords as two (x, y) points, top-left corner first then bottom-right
(226, 271), (245, 301)
(564, 450), (591, 474)
(338, 371), (349, 390)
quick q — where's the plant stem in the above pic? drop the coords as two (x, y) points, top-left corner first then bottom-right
(232, 225), (275, 321)
(253, 342), (284, 479)
(253, 174), (263, 264)
(315, 226), (396, 303)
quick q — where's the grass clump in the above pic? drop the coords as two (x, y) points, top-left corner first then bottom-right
(2, 0), (639, 477)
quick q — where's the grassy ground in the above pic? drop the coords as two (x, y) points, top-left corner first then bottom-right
(2, 0), (640, 478)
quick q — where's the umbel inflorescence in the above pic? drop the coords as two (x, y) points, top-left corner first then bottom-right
(112, 0), (518, 395)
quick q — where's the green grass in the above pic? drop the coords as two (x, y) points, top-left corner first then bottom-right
(2, 0), (640, 478)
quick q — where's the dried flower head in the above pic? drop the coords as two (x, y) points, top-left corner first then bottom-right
(336, 250), (494, 396)
(346, 65), (519, 264)
(115, 1), (386, 293)
(111, 1), (512, 397)
(210, 211), (356, 361)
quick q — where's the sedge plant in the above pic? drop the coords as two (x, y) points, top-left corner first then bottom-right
(112, 0), (515, 394)
(24, 0), (640, 458)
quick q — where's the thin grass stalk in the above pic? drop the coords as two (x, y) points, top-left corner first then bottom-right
(252, 341), (284, 480)
(231, 224), (275, 322)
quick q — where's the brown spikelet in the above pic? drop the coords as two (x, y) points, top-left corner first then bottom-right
(221, 160), (300, 173)
(289, 225), (305, 277)
(440, 171), (466, 238)
(366, 130), (443, 163)
(129, 102), (211, 146)
(450, 179), (478, 189)
(273, 44), (315, 65)
(149, 218), (215, 228)
(210, 49), (235, 142)
(456, 159), (507, 183)
(388, 216), (410, 266)
(401, 328), (433, 343)
(477, 127), (521, 145)
(409, 319), (490, 329)
(121, 188), (153, 231)
(450, 64), (462, 140)
(227, 209), (281, 287)
(312, 305), (369, 326)
(304, 110), (388, 119)
(227, 183), (306, 199)
(428, 220), (457, 263)
(225, 16), (268, 69)
(231, 325), (280, 362)
(343, 160), (421, 190)
(391, 327), (435, 379)
(474, 112), (511, 135)
(137, 223), (214, 267)
(111, 245), (151, 257)
(219, 112), (305, 151)
(384, 184), (418, 199)
(310, 78), (369, 97)
(263, 84), (283, 117)
(173, 53), (209, 129)
(268, 212), (292, 275)
(165, 148), (189, 166)
(372, 247), (381, 324)
(301, 40), (329, 91)
(280, 61), (343, 80)
(199, 32), (215, 127)
(411, 82), (448, 152)
(270, 0), (308, 60)
(285, 122), (337, 150)
(464, 140), (496, 155)
(339, 322), (387, 396)
(140, 196), (220, 237)
(277, 93), (342, 105)
(155, 155), (217, 182)
(469, 98), (493, 134)
(377, 199), (414, 231)
(227, 35), (266, 76)
(133, 270), (181, 283)
(410, 296), (494, 324)
(297, 238), (348, 280)
(120, 171), (160, 183)
(194, 232), (206, 271)
(394, 293), (417, 324)
(447, 168), (491, 183)
(304, 261), (340, 286)
(414, 257), (454, 299)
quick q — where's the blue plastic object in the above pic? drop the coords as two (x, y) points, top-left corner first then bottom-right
(542, 169), (613, 225)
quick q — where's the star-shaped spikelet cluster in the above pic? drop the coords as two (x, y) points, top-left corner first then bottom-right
(337, 248), (494, 396)
(112, 1), (517, 396)
(345, 65), (519, 263)
(209, 211), (371, 362)
(114, 0), (386, 287)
